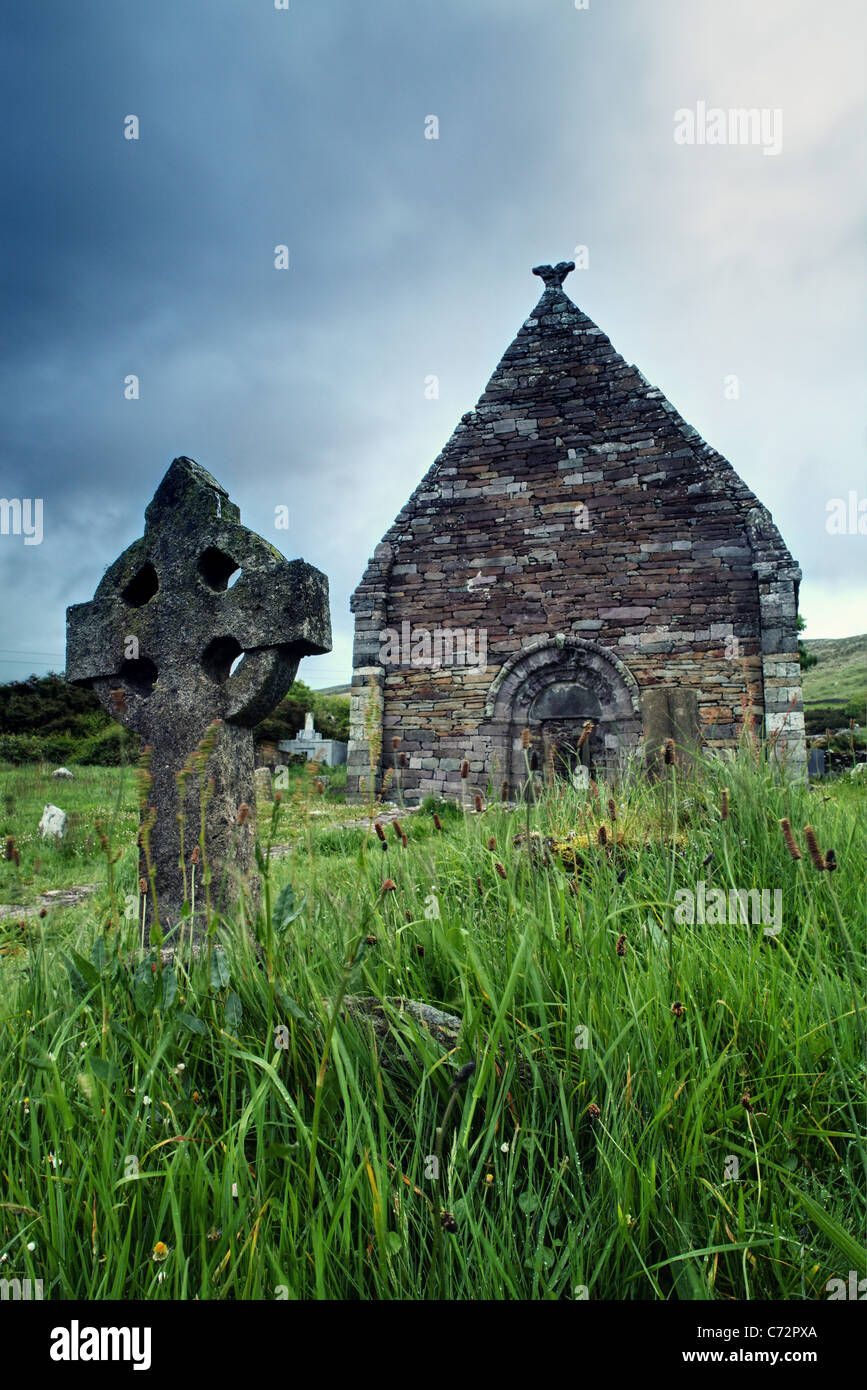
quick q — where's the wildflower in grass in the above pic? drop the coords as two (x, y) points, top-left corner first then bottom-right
(173, 1062), (185, 1074)
(401, 834), (408, 848)
(474, 794), (483, 812)
(664, 738), (675, 765)
(824, 848), (837, 872)
(392, 819), (403, 839)
(441, 1212), (458, 1233)
(607, 798), (617, 821)
(433, 813), (443, 831)
(274, 791), (281, 804)
(314, 780), (324, 795)
(142, 1095), (152, 1106)
(741, 1093), (753, 1112)
(487, 836), (496, 850)
(152, 1242), (169, 1262)
(803, 825), (826, 871)
(23, 1097), (29, 1115)
(26, 1241), (36, 1252)
(379, 878), (397, 895)
(616, 934), (626, 957)
(139, 877), (147, 895)
(231, 1183), (238, 1198)
(720, 788), (729, 820)
(39, 907), (47, 918)
(494, 861), (507, 879)
(597, 825), (607, 846)
(375, 821), (386, 841)
(476, 876), (483, 895)
(616, 867), (627, 883)
(671, 1000), (685, 1019)
(416, 944), (424, 956)
(190, 845), (201, 866)
(365, 934), (377, 945)
(501, 1142), (510, 1154)
(460, 759), (470, 778)
(587, 1103), (601, 1122)
(521, 728), (531, 750)
(485, 1173), (494, 1185)
(236, 802), (250, 826)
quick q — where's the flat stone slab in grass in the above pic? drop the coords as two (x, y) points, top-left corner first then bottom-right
(0, 883), (98, 923)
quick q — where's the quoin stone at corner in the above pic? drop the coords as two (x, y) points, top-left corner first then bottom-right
(347, 262), (806, 802)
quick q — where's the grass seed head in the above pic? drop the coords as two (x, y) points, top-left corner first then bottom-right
(803, 825), (826, 871)
(779, 818), (801, 860)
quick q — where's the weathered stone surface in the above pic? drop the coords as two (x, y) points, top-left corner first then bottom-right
(66, 457), (332, 940)
(39, 805), (67, 839)
(348, 264), (806, 797)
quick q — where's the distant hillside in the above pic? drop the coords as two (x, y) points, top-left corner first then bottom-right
(801, 634), (867, 708)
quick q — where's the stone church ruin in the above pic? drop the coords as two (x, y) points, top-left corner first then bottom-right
(347, 261), (806, 801)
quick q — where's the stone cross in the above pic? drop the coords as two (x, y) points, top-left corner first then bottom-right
(66, 457), (331, 941)
(532, 261), (575, 290)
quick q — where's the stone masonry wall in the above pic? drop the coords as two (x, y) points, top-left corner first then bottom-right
(348, 278), (806, 801)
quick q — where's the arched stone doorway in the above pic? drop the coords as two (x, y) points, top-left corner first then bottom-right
(481, 635), (642, 794)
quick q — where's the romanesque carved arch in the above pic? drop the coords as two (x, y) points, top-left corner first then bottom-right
(481, 634), (642, 787)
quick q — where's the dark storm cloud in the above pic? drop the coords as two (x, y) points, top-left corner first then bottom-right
(0, 0), (863, 686)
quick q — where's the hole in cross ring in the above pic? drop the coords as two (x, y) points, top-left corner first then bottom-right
(201, 636), (243, 683)
(121, 563), (159, 607)
(117, 657), (158, 695)
(198, 548), (241, 591)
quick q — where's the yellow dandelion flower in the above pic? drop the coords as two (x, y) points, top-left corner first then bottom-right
(152, 1241), (169, 1262)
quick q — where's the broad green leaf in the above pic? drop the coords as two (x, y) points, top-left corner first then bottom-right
(273, 883), (308, 931)
(275, 987), (307, 1022)
(132, 959), (157, 1014)
(68, 949), (100, 991)
(176, 1012), (208, 1037)
(88, 1054), (121, 1084)
(224, 990), (243, 1031)
(159, 967), (178, 1013)
(210, 949), (230, 990)
(787, 1183), (866, 1275)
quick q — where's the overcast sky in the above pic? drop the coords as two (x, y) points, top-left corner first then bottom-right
(1, 0), (864, 690)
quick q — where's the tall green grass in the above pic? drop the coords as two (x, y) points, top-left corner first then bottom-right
(0, 746), (863, 1300)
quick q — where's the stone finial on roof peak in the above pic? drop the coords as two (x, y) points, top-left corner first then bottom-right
(532, 261), (575, 290)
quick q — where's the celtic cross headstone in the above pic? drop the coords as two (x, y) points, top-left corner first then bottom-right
(66, 456), (331, 941)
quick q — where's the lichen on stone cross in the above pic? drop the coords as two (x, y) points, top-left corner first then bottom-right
(531, 261), (576, 290)
(66, 456), (331, 942)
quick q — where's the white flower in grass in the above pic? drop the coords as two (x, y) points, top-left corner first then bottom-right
(142, 1095), (152, 1106)
(26, 1241), (36, 1251)
(500, 1142), (510, 1154)
(231, 1183), (238, 1199)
